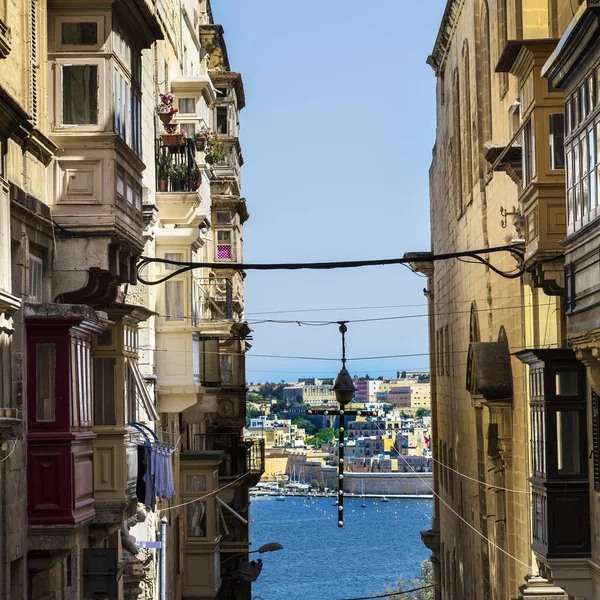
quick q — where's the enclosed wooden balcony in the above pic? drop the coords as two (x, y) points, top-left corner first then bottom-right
(496, 39), (566, 295)
(25, 302), (108, 528)
(179, 452), (223, 599)
(516, 349), (591, 560)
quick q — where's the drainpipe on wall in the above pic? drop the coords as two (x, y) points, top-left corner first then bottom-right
(160, 517), (167, 600)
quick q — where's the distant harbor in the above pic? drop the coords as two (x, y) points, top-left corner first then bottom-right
(253, 471), (433, 498)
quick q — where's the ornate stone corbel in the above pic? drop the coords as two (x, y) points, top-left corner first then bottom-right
(574, 346), (600, 394)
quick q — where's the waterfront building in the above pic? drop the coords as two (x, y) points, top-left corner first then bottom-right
(416, 2), (579, 599)
(0, 1), (262, 599)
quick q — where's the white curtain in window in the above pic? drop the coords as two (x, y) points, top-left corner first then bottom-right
(63, 65), (98, 125)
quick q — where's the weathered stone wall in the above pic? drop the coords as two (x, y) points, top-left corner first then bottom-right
(427, 1), (575, 599)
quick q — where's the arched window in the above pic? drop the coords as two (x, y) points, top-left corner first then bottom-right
(477, 1), (492, 151)
(453, 69), (463, 216)
(498, 0), (508, 97)
(461, 42), (473, 204)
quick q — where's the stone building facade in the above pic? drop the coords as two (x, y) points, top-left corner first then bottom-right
(0, 1), (261, 599)
(416, 1), (587, 600)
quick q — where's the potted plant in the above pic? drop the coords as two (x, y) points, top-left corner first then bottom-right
(157, 93), (178, 125)
(190, 164), (202, 192)
(170, 163), (188, 192)
(193, 128), (215, 152)
(161, 123), (185, 146)
(205, 137), (227, 165)
(157, 153), (171, 192)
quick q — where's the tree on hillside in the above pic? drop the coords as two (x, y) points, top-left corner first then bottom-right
(259, 382), (285, 401)
(271, 401), (287, 415)
(388, 559), (434, 599)
(292, 417), (316, 435)
(245, 407), (261, 427)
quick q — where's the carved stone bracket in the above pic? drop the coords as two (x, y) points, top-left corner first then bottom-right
(569, 331), (600, 393)
(528, 256), (565, 296)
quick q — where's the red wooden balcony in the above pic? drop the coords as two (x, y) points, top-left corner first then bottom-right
(25, 302), (108, 526)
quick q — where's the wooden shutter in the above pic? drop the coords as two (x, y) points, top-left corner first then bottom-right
(198, 338), (220, 386)
(29, 0), (38, 125)
(592, 391), (600, 490)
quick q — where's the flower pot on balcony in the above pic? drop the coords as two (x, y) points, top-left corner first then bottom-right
(159, 179), (167, 192)
(158, 112), (174, 125)
(161, 133), (185, 146)
(195, 138), (207, 151)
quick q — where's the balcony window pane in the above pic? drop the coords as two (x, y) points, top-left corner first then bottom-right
(164, 252), (183, 271)
(574, 142), (581, 222)
(186, 475), (206, 492)
(29, 255), (43, 302)
(220, 354), (233, 384)
(63, 65), (98, 125)
(36, 343), (56, 422)
(186, 501), (207, 538)
(580, 84), (588, 121)
(582, 134), (589, 214)
(61, 22), (97, 45)
(217, 230), (232, 261)
(179, 122), (195, 137)
(549, 114), (565, 170)
(178, 98), (195, 114)
(590, 128), (597, 209)
(165, 280), (184, 321)
(93, 358), (116, 426)
(216, 106), (228, 134)
(555, 371), (578, 396)
(589, 75), (596, 112)
(556, 410), (581, 475)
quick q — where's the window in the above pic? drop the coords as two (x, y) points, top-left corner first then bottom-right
(187, 501), (207, 538)
(70, 336), (92, 427)
(62, 22), (97, 45)
(179, 98), (195, 114)
(555, 371), (579, 396)
(220, 354), (233, 385)
(216, 230), (233, 261)
(592, 391), (600, 490)
(194, 337), (220, 386)
(216, 106), (228, 134)
(179, 122), (196, 137)
(556, 411), (581, 475)
(93, 357), (116, 425)
(549, 114), (565, 170)
(522, 119), (535, 188)
(165, 280), (184, 321)
(63, 65), (98, 125)
(164, 252), (184, 271)
(29, 255), (43, 301)
(36, 343), (56, 422)
(112, 29), (141, 155)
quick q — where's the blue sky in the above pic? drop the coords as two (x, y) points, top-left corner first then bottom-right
(212, 0), (447, 383)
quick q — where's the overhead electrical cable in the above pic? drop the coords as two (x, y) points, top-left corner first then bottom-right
(137, 244), (525, 285)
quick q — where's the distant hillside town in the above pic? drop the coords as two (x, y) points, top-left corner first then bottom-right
(244, 372), (432, 491)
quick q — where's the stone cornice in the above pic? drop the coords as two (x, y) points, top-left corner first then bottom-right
(0, 289), (21, 316)
(426, 0), (465, 76)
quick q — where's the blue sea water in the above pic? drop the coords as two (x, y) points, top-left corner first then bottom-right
(249, 496), (433, 600)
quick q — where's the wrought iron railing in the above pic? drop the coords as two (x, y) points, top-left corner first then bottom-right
(156, 138), (201, 193)
(196, 277), (233, 320)
(192, 433), (264, 478)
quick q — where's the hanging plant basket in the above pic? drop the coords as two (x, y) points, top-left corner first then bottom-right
(161, 133), (185, 146)
(195, 138), (207, 151)
(158, 112), (174, 125)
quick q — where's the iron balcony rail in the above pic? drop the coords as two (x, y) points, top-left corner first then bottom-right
(156, 138), (201, 193)
(196, 277), (233, 320)
(192, 433), (265, 478)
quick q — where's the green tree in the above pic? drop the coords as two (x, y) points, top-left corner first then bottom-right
(292, 417), (316, 436)
(271, 401), (287, 415)
(388, 559), (434, 599)
(245, 407), (261, 427)
(416, 408), (431, 418)
(310, 479), (319, 490)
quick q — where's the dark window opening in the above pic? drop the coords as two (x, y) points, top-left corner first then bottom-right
(549, 114), (565, 170)
(216, 107), (228, 134)
(63, 65), (98, 125)
(61, 22), (98, 45)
